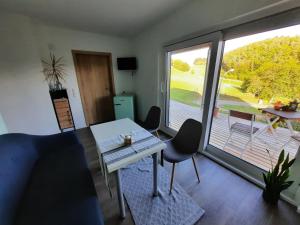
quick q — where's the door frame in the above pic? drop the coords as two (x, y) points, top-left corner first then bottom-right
(72, 50), (115, 126)
(162, 31), (224, 151)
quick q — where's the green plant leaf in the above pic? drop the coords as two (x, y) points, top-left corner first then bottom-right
(279, 169), (290, 183)
(280, 154), (295, 176)
(263, 173), (268, 185)
(277, 150), (285, 165)
(287, 158), (296, 168)
(273, 162), (280, 178)
(280, 154), (288, 173)
(280, 181), (294, 191)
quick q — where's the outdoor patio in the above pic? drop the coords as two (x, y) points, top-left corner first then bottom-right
(169, 100), (299, 171)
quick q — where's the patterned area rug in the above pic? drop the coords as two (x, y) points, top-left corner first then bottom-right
(121, 158), (205, 225)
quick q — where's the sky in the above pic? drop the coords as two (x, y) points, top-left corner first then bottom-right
(172, 24), (300, 66)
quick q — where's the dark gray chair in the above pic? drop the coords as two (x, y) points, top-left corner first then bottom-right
(162, 119), (202, 193)
(140, 106), (161, 136)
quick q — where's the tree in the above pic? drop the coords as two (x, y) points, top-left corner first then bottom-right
(193, 58), (206, 65)
(222, 36), (300, 100)
(171, 59), (190, 72)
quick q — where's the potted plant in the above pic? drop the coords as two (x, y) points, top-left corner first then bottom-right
(262, 149), (295, 205)
(213, 104), (220, 118)
(42, 53), (66, 91)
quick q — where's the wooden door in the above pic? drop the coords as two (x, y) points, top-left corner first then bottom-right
(73, 51), (115, 125)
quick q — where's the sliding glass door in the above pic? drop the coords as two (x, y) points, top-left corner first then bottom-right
(166, 43), (211, 131)
(162, 9), (300, 191)
(208, 23), (300, 171)
(163, 32), (224, 152)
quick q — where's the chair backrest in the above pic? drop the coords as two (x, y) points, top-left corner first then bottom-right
(229, 110), (254, 121)
(143, 106), (161, 130)
(172, 119), (202, 154)
(228, 110), (255, 132)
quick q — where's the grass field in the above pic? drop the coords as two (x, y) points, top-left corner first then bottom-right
(170, 66), (260, 112)
(220, 105), (261, 115)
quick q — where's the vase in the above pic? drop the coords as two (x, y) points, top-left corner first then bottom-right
(213, 107), (220, 118)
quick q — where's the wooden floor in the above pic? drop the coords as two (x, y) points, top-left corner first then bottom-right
(169, 100), (298, 171)
(76, 128), (300, 225)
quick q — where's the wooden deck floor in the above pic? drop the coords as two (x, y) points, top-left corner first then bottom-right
(169, 100), (299, 171)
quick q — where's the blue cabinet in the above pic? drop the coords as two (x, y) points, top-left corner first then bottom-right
(113, 95), (135, 121)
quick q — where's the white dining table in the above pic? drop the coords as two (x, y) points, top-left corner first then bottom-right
(90, 118), (166, 218)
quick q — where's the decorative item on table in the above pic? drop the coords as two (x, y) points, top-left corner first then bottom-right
(262, 149), (295, 205)
(281, 100), (299, 112)
(288, 100), (299, 112)
(273, 101), (283, 110)
(124, 135), (132, 146)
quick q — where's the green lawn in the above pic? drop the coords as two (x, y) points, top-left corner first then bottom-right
(220, 104), (261, 115)
(170, 66), (259, 108)
(170, 88), (201, 107)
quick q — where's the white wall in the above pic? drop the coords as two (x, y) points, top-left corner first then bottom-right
(0, 13), (59, 134)
(0, 12), (133, 134)
(33, 20), (133, 129)
(0, 113), (8, 135)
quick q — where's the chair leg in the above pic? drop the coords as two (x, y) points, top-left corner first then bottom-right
(223, 131), (233, 149)
(155, 130), (160, 139)
(169, 163), (176, 194)
(192, 156), (200, 183)
(160, 150), (164, 167)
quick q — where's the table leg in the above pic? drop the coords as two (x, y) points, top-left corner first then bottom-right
(99, 155), (105, 175)
(266, 116), (280, 136)
(116, 170), (126, 218)
(152, 152), (158, 197)
(96, 147), (105, 176)
(285, 120), (296, 135)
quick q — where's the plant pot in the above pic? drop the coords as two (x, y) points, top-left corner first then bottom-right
(213, 107), (220, 117)
(262, 189), (280, 205)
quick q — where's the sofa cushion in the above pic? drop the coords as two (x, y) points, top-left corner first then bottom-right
(15, 144), (103, 225)
(0, 134), (38, 225)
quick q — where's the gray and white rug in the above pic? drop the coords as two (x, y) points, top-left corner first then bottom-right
(121, 158), (205, 225)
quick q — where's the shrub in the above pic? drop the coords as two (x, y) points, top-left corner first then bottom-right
(172, 59), (190, 72)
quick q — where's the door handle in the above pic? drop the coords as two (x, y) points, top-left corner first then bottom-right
(114, 104), (121, 106)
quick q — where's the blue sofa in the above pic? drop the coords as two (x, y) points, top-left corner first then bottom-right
(0, 132), (104, 225)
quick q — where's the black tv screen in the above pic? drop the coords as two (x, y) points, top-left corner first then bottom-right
(117, 57), (137, 70)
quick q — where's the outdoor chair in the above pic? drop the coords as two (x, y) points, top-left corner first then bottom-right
(223, 110), (259, 156)
(162, 119), (202, 194)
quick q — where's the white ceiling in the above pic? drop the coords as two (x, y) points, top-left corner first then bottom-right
(0, 0), (192, 37)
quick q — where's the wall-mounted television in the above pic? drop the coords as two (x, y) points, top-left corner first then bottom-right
(117, 57), (137, 70)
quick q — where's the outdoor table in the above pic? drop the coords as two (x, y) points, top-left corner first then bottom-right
(261, 108), (300, 136)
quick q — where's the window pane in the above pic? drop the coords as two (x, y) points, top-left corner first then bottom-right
(167, 44), (211, 130)
(209, 24), (300, 171)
